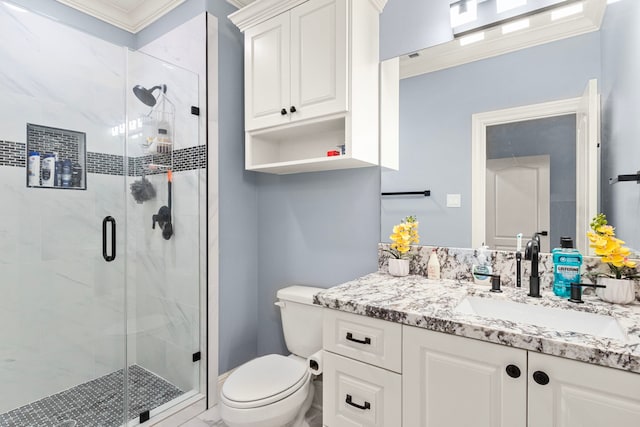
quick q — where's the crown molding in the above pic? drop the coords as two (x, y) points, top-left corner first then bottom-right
(400, 0), (606, 79)
(226, 0), (254, 9)
(55, 0), (186, 33)
(229, 0), (388, 32)
(229, 0), (308, 32)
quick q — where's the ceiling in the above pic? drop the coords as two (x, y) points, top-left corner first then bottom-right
(55, 0), (186, 33)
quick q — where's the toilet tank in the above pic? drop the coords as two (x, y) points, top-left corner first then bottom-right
(276, 285), (325, 358)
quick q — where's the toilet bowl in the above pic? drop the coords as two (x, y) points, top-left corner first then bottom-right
(220, 354), (313, 427)
(219, 286), (325, 427)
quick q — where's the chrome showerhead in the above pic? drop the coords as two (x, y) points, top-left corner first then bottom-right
(132, 84), (166, 107)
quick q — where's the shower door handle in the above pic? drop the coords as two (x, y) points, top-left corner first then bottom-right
(102, 216), (116, 262)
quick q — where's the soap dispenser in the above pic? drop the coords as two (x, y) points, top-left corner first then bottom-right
(473, 245), (492, 285)
(427, 249), (441, 280)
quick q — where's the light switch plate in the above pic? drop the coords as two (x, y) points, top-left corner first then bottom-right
(447, 193), (461, 208)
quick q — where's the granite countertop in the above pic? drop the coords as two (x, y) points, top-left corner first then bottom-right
(314, 272), (640, 373)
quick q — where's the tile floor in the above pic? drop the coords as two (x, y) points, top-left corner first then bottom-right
(0, 365), (184, 427)
(180, 405), (322, 427)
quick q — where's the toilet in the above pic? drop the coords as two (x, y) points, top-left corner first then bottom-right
(220, 286), (324, 427)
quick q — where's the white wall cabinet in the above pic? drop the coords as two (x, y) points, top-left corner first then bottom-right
(245, 0), (347, 131)
(231, 0), (385, 174)
(403, 325), (527, 427)
(322, 310), (640, 427)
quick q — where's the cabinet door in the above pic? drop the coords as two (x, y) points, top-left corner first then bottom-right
(244, 12), (291, 130)
(403, 326), (527, 427)
(323, 351), (402, 427)
(529, 352), (640, 427)
(289, 0), (347, 123)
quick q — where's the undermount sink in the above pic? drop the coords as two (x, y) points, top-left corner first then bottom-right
(454, 296), (628, 342)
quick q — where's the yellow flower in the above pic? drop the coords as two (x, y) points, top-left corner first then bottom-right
(388, 216), (420, 258)
(588, 213), (638, 279)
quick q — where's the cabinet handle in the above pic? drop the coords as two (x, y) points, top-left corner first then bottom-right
(290, 106), (297, 113)
(346, 332), (371, 345)
(281, 108), (287, 115)
(345, 394), (371, 410)
(505, 364), (521, 378)
(533, 371), (550, 385)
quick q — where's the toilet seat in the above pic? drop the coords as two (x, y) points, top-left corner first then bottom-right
(221, 354), (309, 409)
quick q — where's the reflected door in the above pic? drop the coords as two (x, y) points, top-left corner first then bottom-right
(486, 155), (550, 252)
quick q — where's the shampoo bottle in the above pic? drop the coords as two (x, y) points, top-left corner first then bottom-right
(27, 151), (40, 187)
(427, 249), (441, 280)
(552, 237), (582, 298)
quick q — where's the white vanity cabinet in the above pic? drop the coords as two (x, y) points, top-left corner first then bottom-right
(322, 308), (640, 427)
(322, 309), (402, 427)
(528, 352), (640, 427)
(230, 0), (384, 174)
(403, 325), (527, 427)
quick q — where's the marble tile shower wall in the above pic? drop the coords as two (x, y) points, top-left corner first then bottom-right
(0, 3), (205, 415)
(378, 243), (640, 299)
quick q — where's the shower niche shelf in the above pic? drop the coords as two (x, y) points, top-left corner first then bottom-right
(26, 123), (87, 190)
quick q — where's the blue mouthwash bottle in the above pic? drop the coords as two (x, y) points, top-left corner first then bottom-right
(552, 237), (582, 298)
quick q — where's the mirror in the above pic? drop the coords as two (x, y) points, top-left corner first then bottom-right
(380, 0), (640, 254)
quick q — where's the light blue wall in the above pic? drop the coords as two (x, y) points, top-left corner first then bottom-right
(382, 32), (601, 248)
(255, 168), (380, 357)
(600, 1), (640, 251)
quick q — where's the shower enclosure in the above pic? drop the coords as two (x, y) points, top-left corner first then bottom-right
(0, 2), (205, 426)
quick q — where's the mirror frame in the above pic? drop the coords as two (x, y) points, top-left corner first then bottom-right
(471, 81), (599, 253)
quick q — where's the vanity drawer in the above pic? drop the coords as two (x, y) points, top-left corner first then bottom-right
(323, 309), (402, 373)
(323, 351), (402, 427)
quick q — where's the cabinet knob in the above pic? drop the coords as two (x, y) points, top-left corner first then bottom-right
(290, 106), (297, 113)
(533, 370), (550, 385)
(505, 364), (521, 378)
(281, 108), (287, 116)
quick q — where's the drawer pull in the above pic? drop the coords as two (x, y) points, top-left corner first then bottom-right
(345, 394), (371, 410)
(346, 332), (371, 345)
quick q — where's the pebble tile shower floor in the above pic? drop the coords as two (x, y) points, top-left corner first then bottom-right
(0, 365), (184, 427)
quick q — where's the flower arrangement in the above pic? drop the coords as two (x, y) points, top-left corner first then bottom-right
(587, 213), (638, 279)
(387, 215), (420, 259)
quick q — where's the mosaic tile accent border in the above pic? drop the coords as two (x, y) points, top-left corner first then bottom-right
(0, 141), (25, 167)
(0, 365), (184, 427)
(1, 140), (205, 176)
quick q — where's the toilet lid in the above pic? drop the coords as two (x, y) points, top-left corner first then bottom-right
(222, 354), (308, 406)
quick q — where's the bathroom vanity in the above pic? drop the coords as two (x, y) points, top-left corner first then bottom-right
(315, 273), (640, 427)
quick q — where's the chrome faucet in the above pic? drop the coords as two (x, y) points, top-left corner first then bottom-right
(525, 233), (542, 297)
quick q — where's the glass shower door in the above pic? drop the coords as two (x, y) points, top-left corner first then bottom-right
(0, 2), (128, 426)
(124, 49), (202, 420)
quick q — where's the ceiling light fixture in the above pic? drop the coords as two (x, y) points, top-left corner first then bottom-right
(551, 2), (584, 20)
(502, 18), (530, 34)
(459, 31), (485, 46)
(496, 0), (527, 14)
(450, 0), (478, 28)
